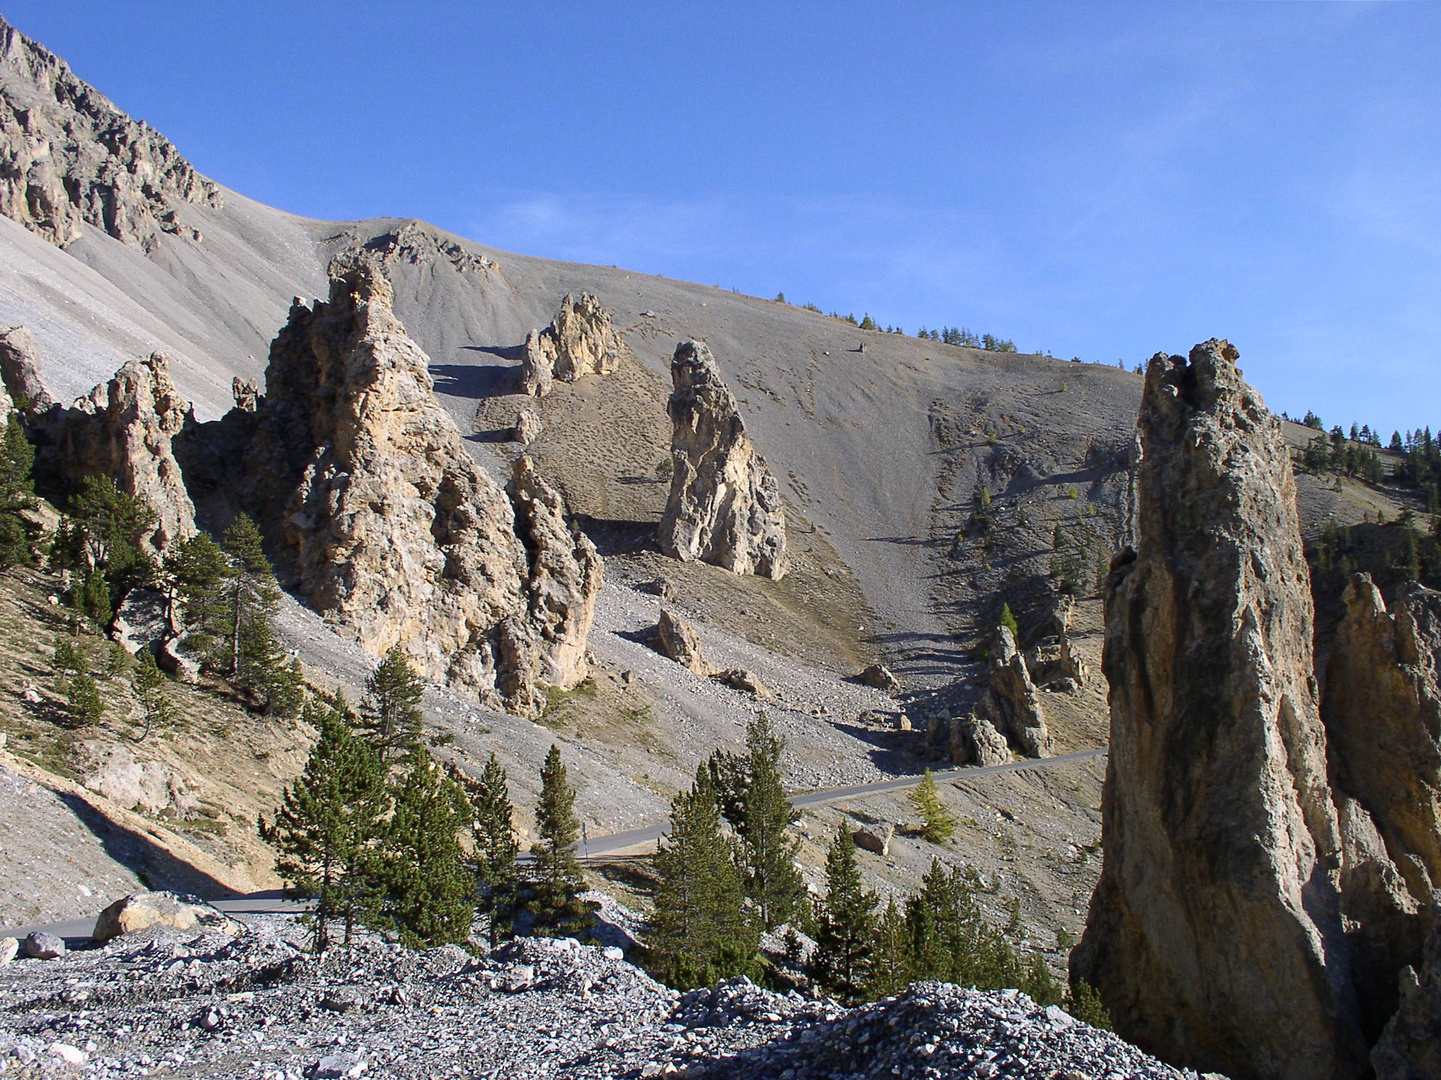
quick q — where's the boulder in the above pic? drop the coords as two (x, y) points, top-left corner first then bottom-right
(514, 408), (541, 444)
(713, 668), (773, 700)
(855, 662), (900, 692)
(658, 340), (788, 580)
(655, 609), (714, 676)
(231, 253), (596, 715)
(0, 17), (221, 251)
(0, 936), (17, 964)
(852, 822), (894, 857)
(22, 932), (64, 959)
(977, 626), (1051, 758)
(92, 891), (240, 943)
(80, 743), (196, 817)
(0, 325), (54, 412)
(953, 712), (1011, 767)
(519, 292), (623, 396)
(1071, 340), (1367, 1080)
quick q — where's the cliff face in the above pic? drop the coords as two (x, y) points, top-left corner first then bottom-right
(658, 340), (788, 580)
(0, 16), (221, 251)
(237, 253), (598, 714)
(1072, 340), (1367, 1080)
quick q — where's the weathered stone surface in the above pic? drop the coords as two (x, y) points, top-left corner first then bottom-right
(852, 822), (894, 857)
(1325, 575), (1441, 902)
(655, 609), (714, 676)
(1072, 340), (1366, 1080)
(234, 253), (592, 714)
(92, 891), (239, 943)
(855, 662), (900, 692)
(977, 627), (1051, 758)
(0, 325), (53, 412)
(0, 936), (17, 965)
(22, 932), (63, 959)
(0, 16), (221, 251)
(519, 292), (622, 396)
(110, 585), (172, 657)
(658, 340), (788, 580)
(1373, 908), (1441, 1080)
(506, 453), (602, 691)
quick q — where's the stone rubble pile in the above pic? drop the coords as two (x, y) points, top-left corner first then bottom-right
(0, 913), (1199, 1080)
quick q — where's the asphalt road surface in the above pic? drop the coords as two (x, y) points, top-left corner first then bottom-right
(3, 747), (1107, 941)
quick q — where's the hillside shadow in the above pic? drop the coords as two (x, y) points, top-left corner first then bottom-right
(57, 792), (242, 901)
(829, 721), (915, 777)
(575, 516), (662, 557)
(431, 360), (520, 400)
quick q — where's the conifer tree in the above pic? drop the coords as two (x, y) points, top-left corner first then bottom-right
(358, 645), (426, 763)
(526, 744), (597, 937)
(381, 748), (474, 948)
(261, 693), (388, 951)
(649, 766), (757, 988)
(867, 897), (911, 998)
(461, 753), (520, 946)
(64, 669), (105, 727)
(130, 649), (174, 741)
(217, 515), (301, 714)
(908, 768), (957, 843)
(55, 476), (157, 608)
(708, 714), (804, 929)
(161, 532), (232, 650)
(0, 413), (36, 568)
(808, 822), (878, 1001)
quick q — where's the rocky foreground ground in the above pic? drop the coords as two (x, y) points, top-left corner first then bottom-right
(0, 914), (1213, 1080)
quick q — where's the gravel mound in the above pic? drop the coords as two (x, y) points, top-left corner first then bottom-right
(0, 915), (1213, 1079)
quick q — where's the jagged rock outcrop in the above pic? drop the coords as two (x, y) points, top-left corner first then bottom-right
(940, 712), (1010, 767)
(658, 340), (788, 580)
(519, 292), (622, 396)
(1072, 340), (1368, 1080)
(1325, 575), (1441, 901)
(0, 325), (53, 411)
(231, 377), (259, 412)
(654, 609), (714, 676)
(0, 16), (221, 250)
(514, 408), (541, 444)
(1373, 909), (1441, 1080)
(2, 343), (197, 552)
(235, 253), (597, 714)
(1026, 636), (1087, 692)
(977, 627), (1051, 758)
(360, 220), (498, 274)
(507, 453), (602, 690)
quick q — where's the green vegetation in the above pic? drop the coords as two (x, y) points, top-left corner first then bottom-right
(461, 753), (520, 946)
(807, 821), (879, 1000)
(0, 414), (36, 568)
(525, 744), (598, 937)
(358, 644), (427, 763)
(908, 768), (957, 844)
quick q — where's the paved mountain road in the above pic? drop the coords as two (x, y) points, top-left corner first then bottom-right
(2, 747), (1106, 940)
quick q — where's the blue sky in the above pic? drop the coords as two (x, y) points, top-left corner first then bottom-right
(8, 2), (1441, 436)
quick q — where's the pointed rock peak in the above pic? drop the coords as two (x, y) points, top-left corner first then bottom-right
(659, 339), (788, 580)
(325, 249), (395, 311)
(519, 291), (623, 396)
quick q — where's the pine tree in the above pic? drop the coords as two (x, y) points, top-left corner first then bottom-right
(358, 645), (426, 763)
(526, 744), (597, 937)
(461, 753), (520, 946)
(0, 413), (36, 568)
(710, 714), (804, 929)
(161, 532), (232, 651)
(859, 313), (877, 331)
(260, 694), (387, 951)
(380, 748), (474, 948)
(999, 603), (1020, 641)
(649, 766), (757, 988)
(64, 669), (105, 727)
(130, 649), (174, 741)
(867, 897), (911, 998)
(218, 515), (299, 713)
(808, 822), (878, 1000)
(58, 476), (158, 607)
(908, 768), (957, 843)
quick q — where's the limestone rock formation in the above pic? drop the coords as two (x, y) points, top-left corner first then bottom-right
(946, 712), (1011, 768)
(519, 292), (622, 396)
(514, 408), (541, 444)
(92, 891), (240, 944)
(236, 253), (597, 714)
(1373, 910), (1441, 1080)
(856, 662), (901, 692)
(1325, 575), (1441, 901)
(977, 627), (1051, 758)
(655, 609), (714, 676)
(1026, 637), (1087, 693)
(1072, 340), (1367, 1080)
(2, 345), (198, 552)
(231, 377), (259, 412)
(658, 340), (788, 580)
(0, 16), (221, 251)
(0, 325), (53, 412)
(713, 667), (773, 700)
(507, 454), (602, 690)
